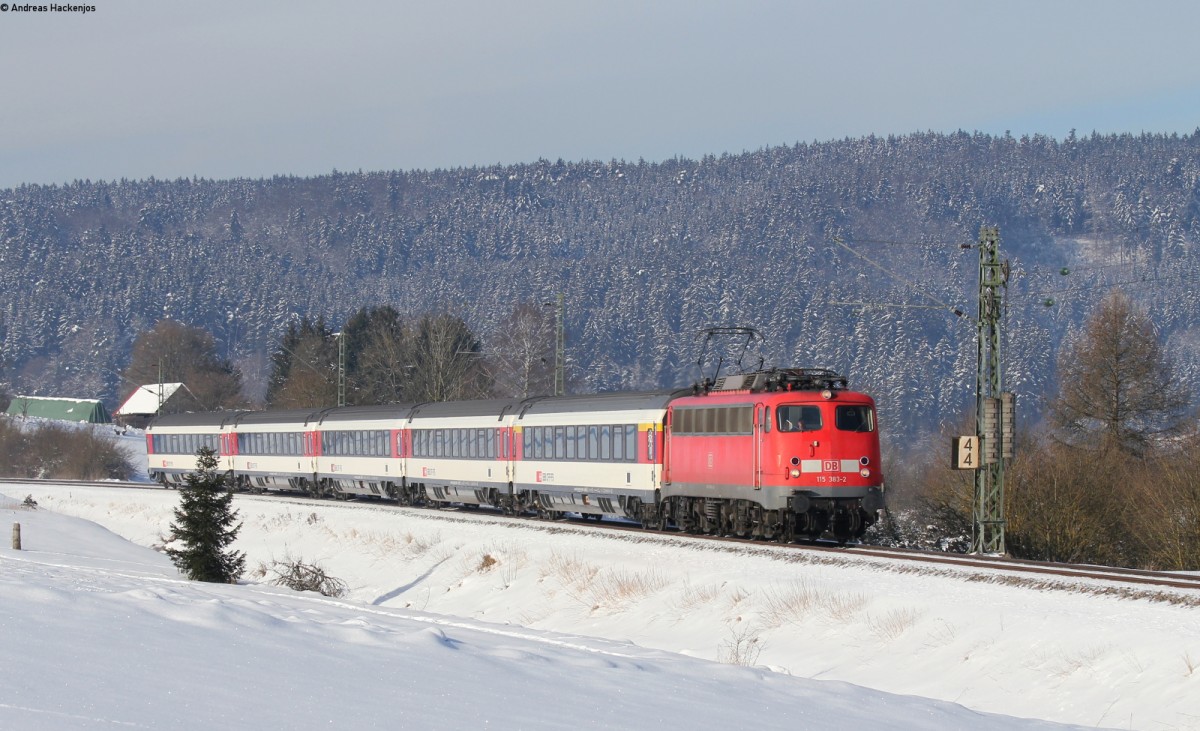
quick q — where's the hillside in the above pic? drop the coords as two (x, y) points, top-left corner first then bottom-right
(3, 130), (1200, 445)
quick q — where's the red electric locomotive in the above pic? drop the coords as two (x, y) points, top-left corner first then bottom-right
(655, 368), (884, 542)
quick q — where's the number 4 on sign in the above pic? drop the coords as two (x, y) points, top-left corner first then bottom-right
(952, 436), (979, 470)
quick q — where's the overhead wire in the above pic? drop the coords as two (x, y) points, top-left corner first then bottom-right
(829, 236), (970, 320)
(1008, 268), (1200, 307)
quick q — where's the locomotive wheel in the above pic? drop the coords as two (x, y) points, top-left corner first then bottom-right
(832, 508), (863, 545)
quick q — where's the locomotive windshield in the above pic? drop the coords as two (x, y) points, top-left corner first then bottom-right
(835, 405), (874, 432)
(777, 405), (822, 432)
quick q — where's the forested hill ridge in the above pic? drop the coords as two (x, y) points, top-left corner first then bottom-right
(3, 130), (1200, 447)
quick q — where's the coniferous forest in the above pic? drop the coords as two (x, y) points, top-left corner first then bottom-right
(3, 130), (1200, 452)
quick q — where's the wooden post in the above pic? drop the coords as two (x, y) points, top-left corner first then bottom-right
(12, 523), (21, 550)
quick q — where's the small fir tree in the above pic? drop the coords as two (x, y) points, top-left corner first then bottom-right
(166, 446), (245, 583)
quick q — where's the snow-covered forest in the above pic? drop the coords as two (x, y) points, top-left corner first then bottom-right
(3, 130), (1200, 447)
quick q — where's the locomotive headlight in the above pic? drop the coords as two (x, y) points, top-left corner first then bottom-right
(860, 468), (871, 478)
(790, 468), (801, 478)
(821, 389), (834, 400)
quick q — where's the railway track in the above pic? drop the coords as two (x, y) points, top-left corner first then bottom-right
(0, 477), (161, 491)
(9, 477), (1200, 597)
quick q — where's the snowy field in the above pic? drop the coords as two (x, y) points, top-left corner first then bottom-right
(3, 476), (1198, 731)
(0, 431), (1197, 729)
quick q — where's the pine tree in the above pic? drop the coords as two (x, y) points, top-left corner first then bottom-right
(165, 447), (246, 583)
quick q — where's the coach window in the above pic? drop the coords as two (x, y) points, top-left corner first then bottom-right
(586, 425), (598, 460)
(624, 425), (637, 460)
(600, 425), (612, 461)
(575, 427), (587, 460)
(613, 425), (625, 462)
(563, 426), (575, 459)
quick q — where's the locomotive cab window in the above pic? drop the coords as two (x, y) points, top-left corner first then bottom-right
(777, 405), (822, 432)
(835, 405), (874, 432)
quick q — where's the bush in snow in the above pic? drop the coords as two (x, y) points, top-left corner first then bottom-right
(261, 557), (347, 598)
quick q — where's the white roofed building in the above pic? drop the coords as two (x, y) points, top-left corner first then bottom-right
(114, 383), (186, 427)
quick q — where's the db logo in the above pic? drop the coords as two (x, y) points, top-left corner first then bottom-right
(822, 460), (840, 472)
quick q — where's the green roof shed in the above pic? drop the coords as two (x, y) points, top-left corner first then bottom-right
(5, 396), (112, 424)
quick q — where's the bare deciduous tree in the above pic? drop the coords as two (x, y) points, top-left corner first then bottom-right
(122, 320), (245, 412)
(406, 313), (492, 402)
(1050, 290), (1190, 457)
(488, 303), (555, 399)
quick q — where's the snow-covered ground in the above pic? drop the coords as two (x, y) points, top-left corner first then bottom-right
(3, 478), (1198, 731)
(1, 429), (1197, 729)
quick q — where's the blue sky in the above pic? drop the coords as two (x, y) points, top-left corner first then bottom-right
(2, 0), (1198, 188)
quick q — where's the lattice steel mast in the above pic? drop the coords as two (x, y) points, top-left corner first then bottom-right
(972, 225), (1011, 555)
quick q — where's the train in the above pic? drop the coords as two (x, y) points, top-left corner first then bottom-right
(147, 367), (885, 542)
